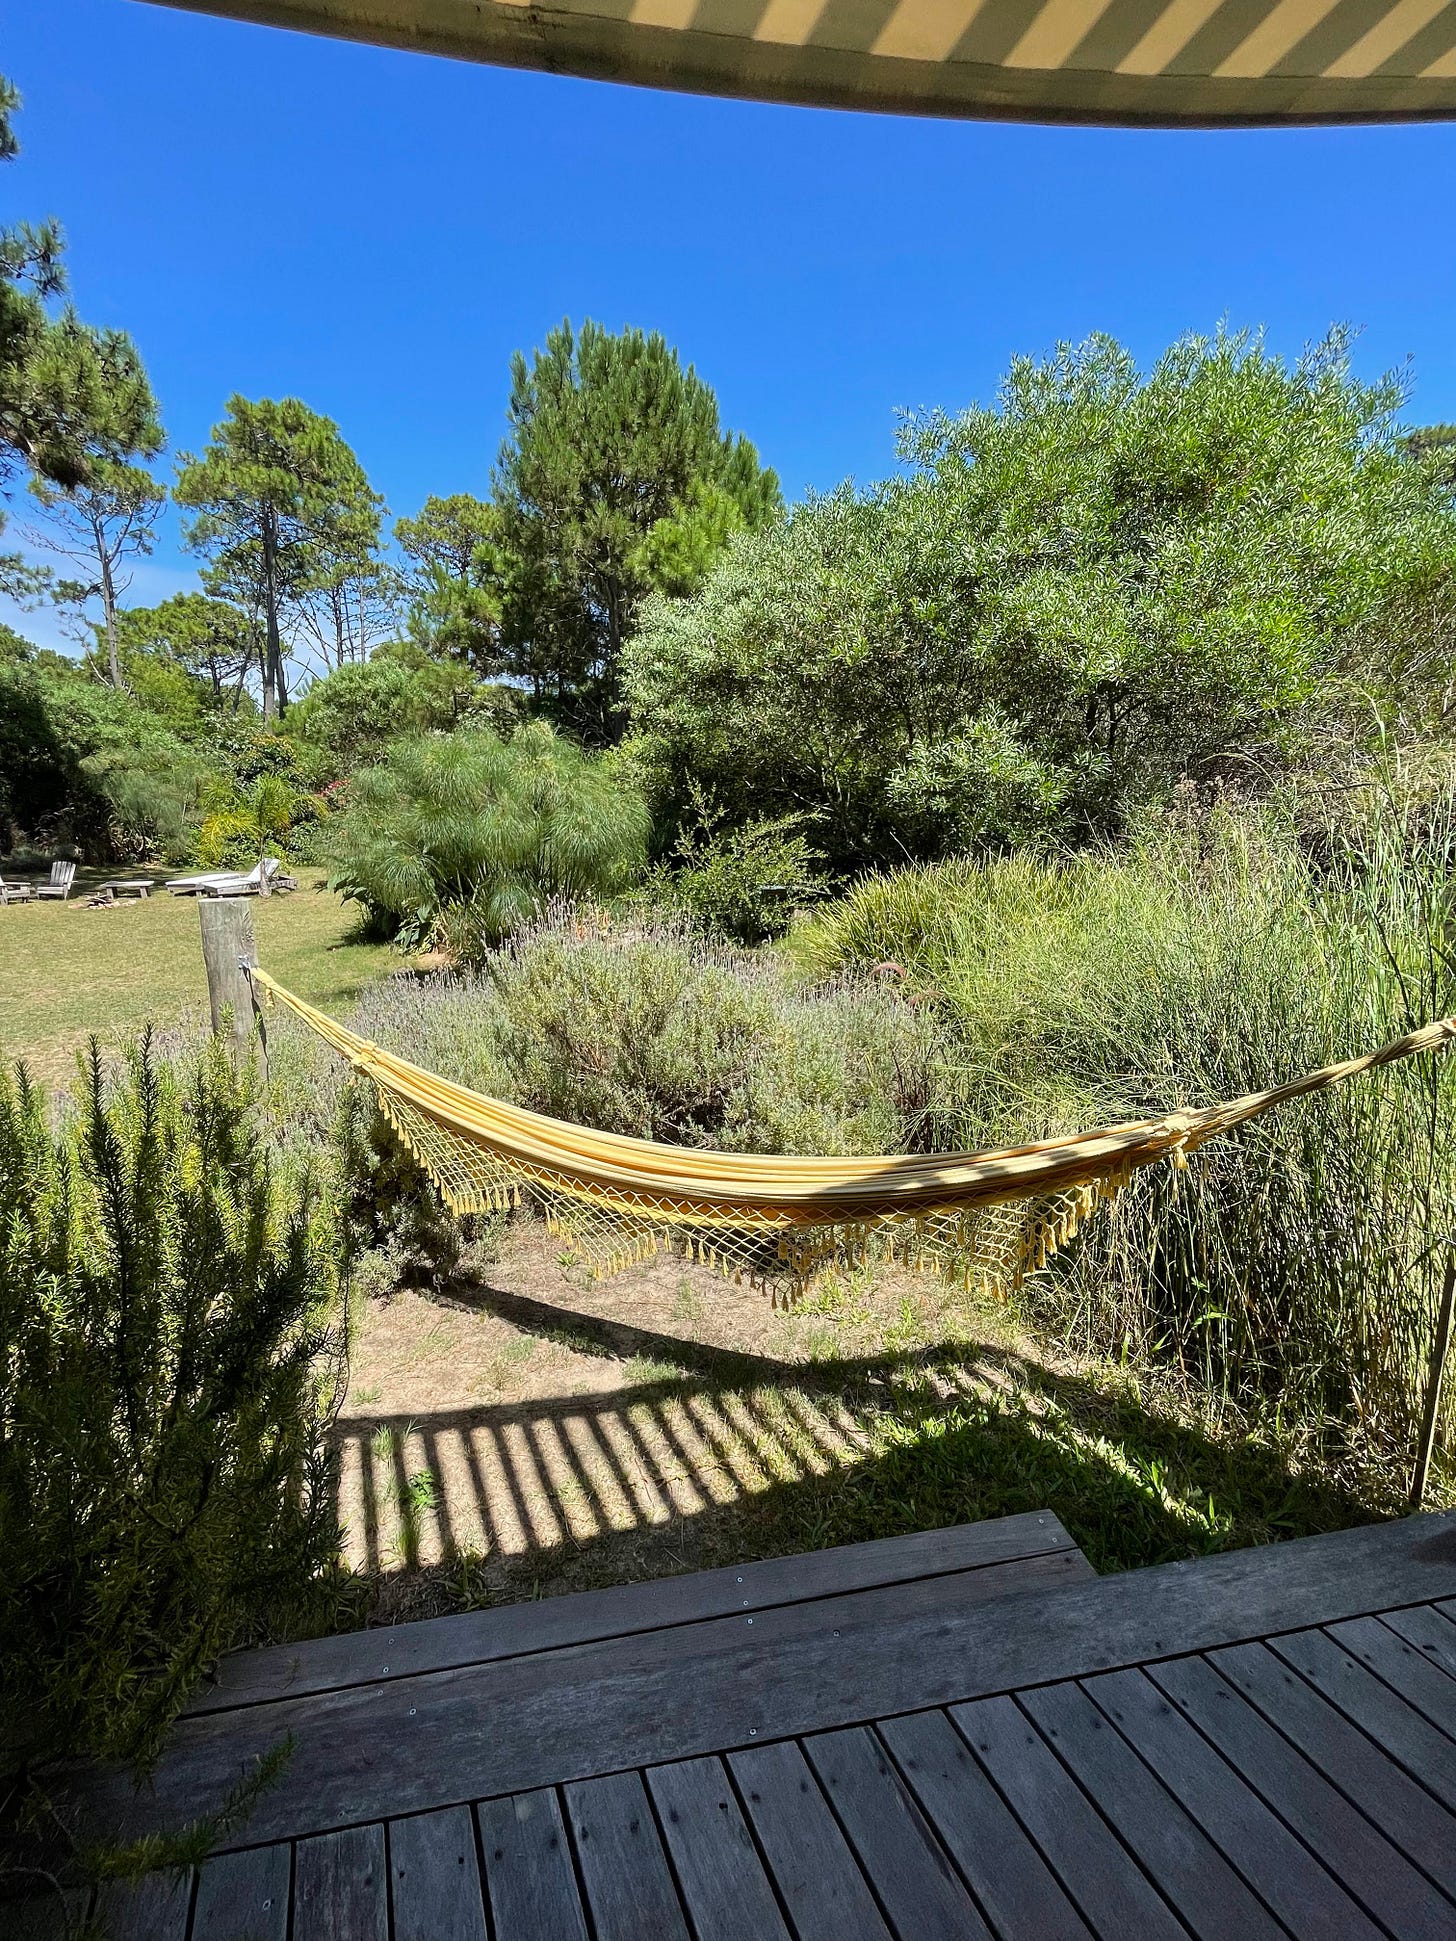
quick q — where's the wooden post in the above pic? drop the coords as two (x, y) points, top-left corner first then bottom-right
(1410, 1250), (1456, 1513)
(199, 898), (260, 1053)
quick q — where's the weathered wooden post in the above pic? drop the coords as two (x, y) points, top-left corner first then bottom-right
(1410, 1250), (1456, 1513)
(198, 897), (265, 1066)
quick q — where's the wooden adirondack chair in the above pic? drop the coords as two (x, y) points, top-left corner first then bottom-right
(35, 860), (78, 901)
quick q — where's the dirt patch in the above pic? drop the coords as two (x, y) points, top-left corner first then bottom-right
(334, 1215), (1396, 1624)
(336, 1218), (1013, 1621)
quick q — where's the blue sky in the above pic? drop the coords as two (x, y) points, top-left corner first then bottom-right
(4, 0), (1455, 651)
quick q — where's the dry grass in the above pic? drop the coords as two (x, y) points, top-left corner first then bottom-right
(0, 867), (392, 1085)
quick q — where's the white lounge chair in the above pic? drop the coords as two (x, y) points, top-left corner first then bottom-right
(0, 876), (34, 904)
(197, 858), (289, 898)
(168, 857), (280, 896)
(35, 860), (77, 901)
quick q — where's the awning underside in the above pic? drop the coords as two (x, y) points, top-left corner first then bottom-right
(150, 0), (1456, 124)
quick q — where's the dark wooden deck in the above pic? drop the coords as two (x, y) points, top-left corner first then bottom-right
(44, 1509), (1456, 1939)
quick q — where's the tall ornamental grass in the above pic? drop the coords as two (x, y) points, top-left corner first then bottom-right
(790, 801), (1456, 1471)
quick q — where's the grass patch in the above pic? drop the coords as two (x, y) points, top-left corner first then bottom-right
(0, 868), (392, 1083)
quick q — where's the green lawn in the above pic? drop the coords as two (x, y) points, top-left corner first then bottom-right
(0, 866), (393, 1086)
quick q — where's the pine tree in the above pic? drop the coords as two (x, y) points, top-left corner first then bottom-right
(175, 397), (384, 718)
(494, 320), (780, 739)
(27, 321), (165, 687)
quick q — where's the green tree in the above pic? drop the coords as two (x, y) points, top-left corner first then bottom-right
(0, 76), (136, 606)
(175, 397), (384, 719)
(495, 319), (780, 738)
(327, 720), (649, 951)
(116, 592), (258, 711)
(0, 77), (70, 524)
(395, 492), (506, 673)
(26, 322), (165, 686)
(627, 329), (1456, 867)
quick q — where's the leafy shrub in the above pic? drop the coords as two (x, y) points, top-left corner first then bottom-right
(666, 791), (822, 943)
(327, 721), (650, 954)
(625, 328), (1456, 870)
(288, 648), (516, 781)
(0, 1034), (346, 1777)
(196, 773), (323, 872)
(486, 912), (952, 1157)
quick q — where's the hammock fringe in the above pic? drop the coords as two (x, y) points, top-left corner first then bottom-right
(248, 968), (1456, 1302)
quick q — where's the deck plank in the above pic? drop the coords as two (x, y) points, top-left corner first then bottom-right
(388, 1805), (487, 1941)
(476, 1789), (589, 1941)
(1381, 1604), (1456, 1682)
(1147, 1653), (1456, 1937)
(1269, 1628), (1456, 1811)
(730, 1738), (893, 1941)
(950, 1693), (1186, 1939)
(564, 1770), (691, 1941)
(802, 1724), (993, 1940)
(645, 1755), (793, 1941)
(1019, 1679), (1281, 1941)
(879, 1708), (1093, 1940)
(94, 1870), (191, 1940)
(1326, 1615), (1456, 1736)
(87, 1511), (1456, 1850)
(90, 1549), (1087, 1848)
(1088, 1665), (1382, 1938)
(188, 1511), (1085, 1712)
(190, 1844), (290, 1940)
(1210, 1639), (1456, 1902)
(292, 1825), (387, 1941)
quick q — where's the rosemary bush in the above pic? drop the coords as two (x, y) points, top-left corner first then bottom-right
(0, 1033), (347, 1780)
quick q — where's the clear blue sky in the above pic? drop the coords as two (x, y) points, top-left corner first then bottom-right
(5, 0), (1455, 650)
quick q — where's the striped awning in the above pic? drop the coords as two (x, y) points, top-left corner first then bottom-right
(153, 0), (1456, 123)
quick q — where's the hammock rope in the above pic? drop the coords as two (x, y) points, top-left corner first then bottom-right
(247, 968), (1456, 1303)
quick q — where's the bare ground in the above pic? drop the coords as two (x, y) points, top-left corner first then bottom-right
(333, 1216), (1385, 1627)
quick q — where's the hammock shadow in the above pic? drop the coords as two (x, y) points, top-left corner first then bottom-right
(334, 1326), (1380, 1606)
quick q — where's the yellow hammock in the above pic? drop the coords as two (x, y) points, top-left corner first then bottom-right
(248, 968), (1456, 1303)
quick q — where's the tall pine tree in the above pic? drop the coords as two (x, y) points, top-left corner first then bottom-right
(494, 319), (780, 740)
(175, 397), (384, 717)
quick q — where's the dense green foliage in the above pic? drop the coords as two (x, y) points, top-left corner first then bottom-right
(289, 642), (515, 775)
(495, 319), (781, 737)
(627, 330), (1456, 869)
(395, 493), (506, 673)
(663, 793), (822, 943)
(0, 1036), (344, 1775)
(326, 721), (651, 953)
(0, 637), (209, 859)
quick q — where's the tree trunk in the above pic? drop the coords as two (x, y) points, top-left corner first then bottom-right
(95, 512), (121, 688)
(261, 506), (283, 720)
